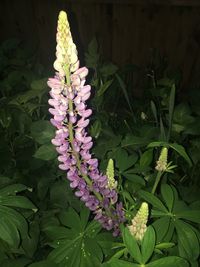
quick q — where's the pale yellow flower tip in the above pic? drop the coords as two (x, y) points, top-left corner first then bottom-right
(59, 10), (67, 21)
(54, 10), (79, 75)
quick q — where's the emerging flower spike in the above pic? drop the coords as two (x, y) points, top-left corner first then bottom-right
(128, 202), (149, 241)
(106, 159), (117, 190)
(48, 10), (125, 236)
(155, 147), (168, 172)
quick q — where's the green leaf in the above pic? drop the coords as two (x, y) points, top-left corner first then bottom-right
(22, 221), (40, 257)
(147, 256), (189, 267)
(97, 79), (113, 97)
(175, 220), (199, 260)
(121, 134), (147, 148)
(169, 143), (192, 167)
(103, 259), (139, 267)
(161, 184), (174, 212)
(43, 226), (73, 241)
(0, 205), (28, 238)
(176, 210), (200, 224)
(85, 38), (99, 69)
(60, 208), (81, 231)
(123, 227), (142, 264)
(0, 196), (37, 211)
(28, 260), (56, 267)
(167, 84), (175, 140)
(114, 148), (136, 172)
(48, 208), (102, 267)
(115, 74), (133, 116)
(0, 258), (31, 267)
(0, 218), (19, 246)
(151, 101), (158, 125)
(90, 120), (102, 139)
(123, 172), (145, 186)
(155, 242), (175, 250)
(114, 148), (137, 173)
(31, 120), (55, 144)
(85, 220), (102, 238)
(141, 226), (156, 264)
(138, 190), (168, 213)
(34, 144), (57, 160)
(100, 63), (118, 77)
(139, 149), (153, 168)
(147, 141), (167, 149)
(0, 183), (28, 196)
(30, 78), (48, 91)
(152, 217), (171, 243)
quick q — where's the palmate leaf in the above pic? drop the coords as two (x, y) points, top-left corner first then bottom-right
(47, 207), (103, 267)
(0, 183), (37, 248)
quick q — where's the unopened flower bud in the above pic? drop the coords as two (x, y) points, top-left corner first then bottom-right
(106, 159), (117, 189)
(54, 10), (79, 75)
(128, 202), (149, 241)
(155, 147), (168, 172)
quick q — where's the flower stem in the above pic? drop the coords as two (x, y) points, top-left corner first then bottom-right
(151, 171), (163, 195)
(67, 81), (102, 201)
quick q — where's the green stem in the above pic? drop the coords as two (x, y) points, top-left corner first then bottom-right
(66, 72), (102, 202)
(151, 171), (163, 195)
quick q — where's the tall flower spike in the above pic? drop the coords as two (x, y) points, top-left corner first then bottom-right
(48, 10), (125, 236)
(155, 147), (168, 172)
(128, 202), (149, 241)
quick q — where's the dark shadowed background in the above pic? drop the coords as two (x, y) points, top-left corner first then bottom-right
(1, 0), (200, 90)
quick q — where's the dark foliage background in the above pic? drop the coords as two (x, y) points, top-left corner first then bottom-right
(0, 1), (200, 266)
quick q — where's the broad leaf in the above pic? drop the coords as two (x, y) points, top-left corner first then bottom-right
(34, 144), (57, 160)
(175, 220), (199, 260)
(161, 184), (174, 211)
(31, 120), (55, 144)
(122, 227), (142, 264)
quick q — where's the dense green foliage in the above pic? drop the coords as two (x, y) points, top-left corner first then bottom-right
(0, 38), (199, 266)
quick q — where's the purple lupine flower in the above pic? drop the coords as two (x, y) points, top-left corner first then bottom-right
(47, 10), (125, 235)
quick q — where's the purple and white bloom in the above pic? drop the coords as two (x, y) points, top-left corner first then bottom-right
(47, 10), (125, 235)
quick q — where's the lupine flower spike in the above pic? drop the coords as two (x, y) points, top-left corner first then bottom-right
(155, 147), (168, 172)
(128, 202), (149, 241)
(47, 10), (125, 236)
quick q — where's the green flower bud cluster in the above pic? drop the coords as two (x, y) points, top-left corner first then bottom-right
(128, 202), (149, 241)
(106, 159), (117, 190)
(155, 147), (168, 172)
